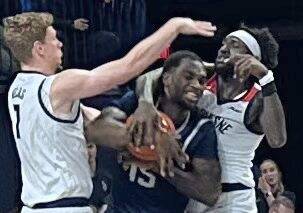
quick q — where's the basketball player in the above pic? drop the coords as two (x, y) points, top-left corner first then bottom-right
(135, 25), (287, 212)
(100, 51), (221, 212)
(4, 12), (216, 212)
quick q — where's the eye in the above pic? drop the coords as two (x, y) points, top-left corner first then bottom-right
(185, 75), (193, 81)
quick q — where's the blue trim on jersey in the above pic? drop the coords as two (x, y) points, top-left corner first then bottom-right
(38, 79), (80, 123)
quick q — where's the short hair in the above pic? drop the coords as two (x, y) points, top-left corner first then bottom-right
(162, 50), (203, 74)
(240, 24), (279, 69)
(3, 12), (53, 63)
(158, 50), (203, 95)
(270, 196), (295, 210)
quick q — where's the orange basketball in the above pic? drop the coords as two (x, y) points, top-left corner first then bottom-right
(126, 112), (176, 161)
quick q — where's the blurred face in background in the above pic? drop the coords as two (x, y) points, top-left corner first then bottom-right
(260, 160), (280, 187)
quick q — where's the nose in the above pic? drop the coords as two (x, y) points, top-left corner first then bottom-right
(191, 79), (204, 92)
(58, 41), (63, 48)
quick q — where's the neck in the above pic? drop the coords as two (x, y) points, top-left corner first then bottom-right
(217, 74), (248, 101)
(158, 96), (189, 128)
(21, 60), (56, 76)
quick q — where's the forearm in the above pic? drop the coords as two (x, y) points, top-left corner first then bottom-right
(136, 68), (163, 104)
(167, 166), (221, 206)
(261, 86), (287, 148)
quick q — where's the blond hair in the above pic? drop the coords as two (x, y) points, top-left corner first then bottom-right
(260, 159), (285, 194)
(3, 12), (53, 63)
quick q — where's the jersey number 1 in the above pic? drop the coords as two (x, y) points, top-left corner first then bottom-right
(13, 104), (21, 139)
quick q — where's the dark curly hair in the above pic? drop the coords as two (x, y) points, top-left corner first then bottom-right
(240, 24), (279, 69)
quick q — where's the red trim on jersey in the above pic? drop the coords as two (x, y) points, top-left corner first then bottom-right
(206, 74), (218, 94)
(243, 84), (260, 102)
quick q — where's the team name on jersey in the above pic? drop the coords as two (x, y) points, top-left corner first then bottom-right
(206, 113), (233, 134)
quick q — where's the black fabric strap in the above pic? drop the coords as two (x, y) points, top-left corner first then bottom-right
(261, 81), (277, 97)
(222, 183), (252, 192)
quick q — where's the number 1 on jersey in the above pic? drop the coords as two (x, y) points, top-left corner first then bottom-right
(13, 104), (21, 139)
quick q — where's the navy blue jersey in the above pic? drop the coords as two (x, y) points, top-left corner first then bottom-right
(109, 91), (218, 213)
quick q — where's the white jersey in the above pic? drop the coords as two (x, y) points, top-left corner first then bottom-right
(198, 75), (264, 188)
(8, 71), (93, 207)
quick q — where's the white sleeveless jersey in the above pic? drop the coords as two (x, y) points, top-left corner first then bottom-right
(8, 71), (92, 207)
(197, 75), (264, 188)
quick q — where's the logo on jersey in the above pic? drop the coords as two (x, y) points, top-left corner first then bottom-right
(228, 106), (242, 113)
(12, 87), (26, 100)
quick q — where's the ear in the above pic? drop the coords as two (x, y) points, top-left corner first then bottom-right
(32, 40), (44, 57)
(162, 72), (171, 87)
(162, 72), (173, 99)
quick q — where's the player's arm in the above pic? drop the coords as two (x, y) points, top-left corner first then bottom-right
(84, 107), (131, 150)
(167, 158), (221, 206)
(136, 67), (163, 104)
(232, 54), (287, 148)
(259, 85), (287, 148)
(166, 122), (221, 206)
(247, 91), (286, 148)
(51, 18), (216, 111)
(84, 91), (138, 150)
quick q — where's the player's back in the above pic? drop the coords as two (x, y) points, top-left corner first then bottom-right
(8, 71), (92, 207)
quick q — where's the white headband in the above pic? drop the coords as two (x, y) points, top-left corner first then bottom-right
(227, 30), (262, 60)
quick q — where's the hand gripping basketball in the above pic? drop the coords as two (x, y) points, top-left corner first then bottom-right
(126, 112), (176, 162)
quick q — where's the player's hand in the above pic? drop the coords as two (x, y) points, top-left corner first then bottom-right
(127, 101), (161, 148)
(258, 176), (271, 194)
(73, 18), (89, 31)
(85, 107), (131, 150)
(87, 143), (97, 177)
(171, 18), (217, 37)
(230, 54), (268, 81)
(154, 130), (189, 177)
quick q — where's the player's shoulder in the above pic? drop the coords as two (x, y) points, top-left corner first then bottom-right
(189, 108), (213, 126)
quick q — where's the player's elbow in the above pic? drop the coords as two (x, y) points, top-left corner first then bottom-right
(194, 183), (221, 206)
(267, 132), (287, 148)
(195, 189), (220, 207)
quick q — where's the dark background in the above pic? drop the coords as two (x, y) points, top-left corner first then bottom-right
(0, 0), (303, 212)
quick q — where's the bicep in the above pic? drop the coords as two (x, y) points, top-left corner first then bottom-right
(52, 59), (128, 102)
(245, 93), (264, 134)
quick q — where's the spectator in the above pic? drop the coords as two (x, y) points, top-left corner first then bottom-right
(257, 159), (296, 213)
(268, 196), (295, 213)
(0, 25), (22, 213)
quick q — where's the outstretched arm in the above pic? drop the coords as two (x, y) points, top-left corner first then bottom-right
(51, 18), (216, 112)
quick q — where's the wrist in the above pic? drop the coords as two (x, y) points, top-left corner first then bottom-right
(264, 191), (273, 198)
(258, 70), (274, 86)
(168, 18), (184, 34)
